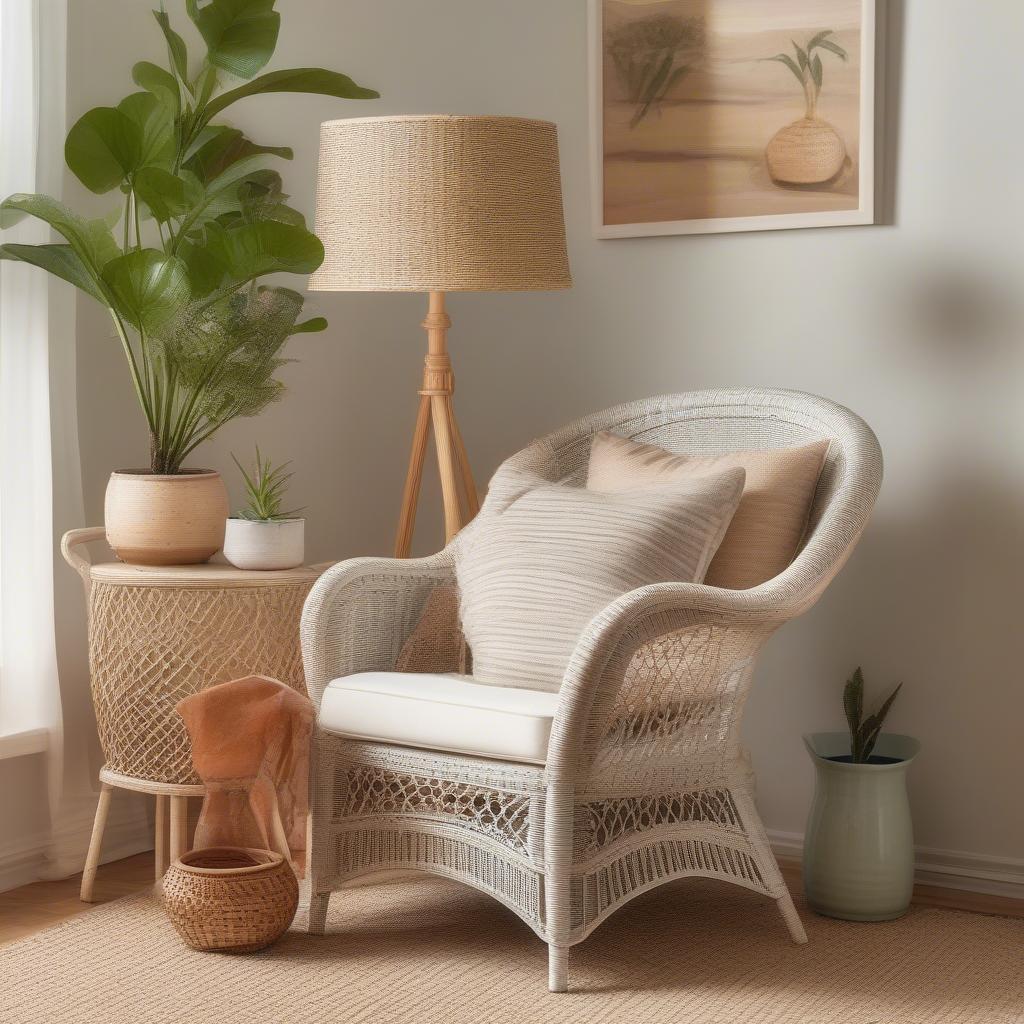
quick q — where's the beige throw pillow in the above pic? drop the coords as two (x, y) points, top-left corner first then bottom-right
(586, 432), (829, 590)
(456, 464), (745, 692)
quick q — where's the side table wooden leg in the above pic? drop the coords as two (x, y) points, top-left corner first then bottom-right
(169, 796), (189, 863)
(80, 783), (113, 903)
(154, 794), (168, 880)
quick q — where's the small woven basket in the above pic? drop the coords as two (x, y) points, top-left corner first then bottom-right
(162, 847), (299, 953)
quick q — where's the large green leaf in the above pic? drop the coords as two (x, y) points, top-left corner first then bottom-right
(173, 154), (282, 238)
(118, 92), (175, 169)
(153, 9), (190, 87)
(230, 171), (305, 227)
(64, 107), (143, 193)
(132, 61), (181, 118)
(134, 166), (191, 222)
(203, 67), (378, 122)
(188, 0), (280, 80)
(177, 237), (227, 295)
(0, 243), (107, 302)
(184, 125), (292, 183)
(101, 249), (191, 332)
(203, 220), (324, 284)
(290, 316), (327, 334)
(0, 194), (119, 275)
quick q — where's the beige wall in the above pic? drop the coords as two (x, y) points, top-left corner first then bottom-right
(69, 0), (1024, 871)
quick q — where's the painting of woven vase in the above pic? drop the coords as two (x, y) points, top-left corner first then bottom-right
(591, 0), (876, 237)
(764, 31), (848, 185)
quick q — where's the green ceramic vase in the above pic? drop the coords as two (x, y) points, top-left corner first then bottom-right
(802, 731), (920, 921)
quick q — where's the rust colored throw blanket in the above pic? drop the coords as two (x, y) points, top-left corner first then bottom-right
(177, 676), (313, 875)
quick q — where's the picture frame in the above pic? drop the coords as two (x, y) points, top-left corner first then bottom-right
(589, 0), (877, 237)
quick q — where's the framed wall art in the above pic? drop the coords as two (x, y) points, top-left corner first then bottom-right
(589, 0), (877, 237)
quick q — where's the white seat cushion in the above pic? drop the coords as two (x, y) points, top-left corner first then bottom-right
(318, 672), (559, 765)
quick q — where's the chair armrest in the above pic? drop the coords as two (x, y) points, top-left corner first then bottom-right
(300, 551), (456, 708)
(546, 581), (792, 780)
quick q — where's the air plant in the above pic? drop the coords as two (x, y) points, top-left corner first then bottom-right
(843, 667), (902, 763)
(765, 29), (848, 120)
(231, 447), (301, 521)
(607, 13), (706, 128)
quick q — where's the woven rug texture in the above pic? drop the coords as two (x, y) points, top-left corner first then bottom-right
(1, 875), (1021, 1023)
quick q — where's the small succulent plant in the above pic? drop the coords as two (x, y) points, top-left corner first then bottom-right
(231, 446), (300, 521)
(843, 667), (902, 763)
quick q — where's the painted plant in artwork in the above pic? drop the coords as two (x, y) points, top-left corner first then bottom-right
(597, 0), (870, 234)
(764, 31), (849, 185)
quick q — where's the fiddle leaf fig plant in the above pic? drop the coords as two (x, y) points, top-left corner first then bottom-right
(843, 667), (902, 763)
(0, 0), (377, 473)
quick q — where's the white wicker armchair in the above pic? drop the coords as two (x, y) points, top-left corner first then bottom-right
(300, 389), (883, 992)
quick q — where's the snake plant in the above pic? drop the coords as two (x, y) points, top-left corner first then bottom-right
(765, 29), (848, 120)
(0, 1), (377, 473)
(843, 667), (903, 763)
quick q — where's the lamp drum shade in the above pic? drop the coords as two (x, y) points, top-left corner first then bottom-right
(309, 115), (572, 292)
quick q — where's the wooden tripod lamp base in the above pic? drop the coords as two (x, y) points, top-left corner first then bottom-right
(394, 291), (479, 557)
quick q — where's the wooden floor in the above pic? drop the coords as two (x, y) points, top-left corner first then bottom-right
(0, 852), (154, 947)
(0, 852), (1020, 949)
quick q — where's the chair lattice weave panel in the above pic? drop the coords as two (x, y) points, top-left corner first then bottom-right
(339, 766), (532, 857)
(89, 580), (314, 785)
(575, 789), (741, 858)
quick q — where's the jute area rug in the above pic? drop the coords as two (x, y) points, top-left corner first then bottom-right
(1, 874), (1021, 1023)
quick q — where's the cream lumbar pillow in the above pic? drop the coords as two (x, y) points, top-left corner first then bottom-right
(586, 432), (829, 590)
(456, 464), (746, 693)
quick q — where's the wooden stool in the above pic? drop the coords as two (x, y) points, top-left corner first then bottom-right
(62, 529), (326, 902)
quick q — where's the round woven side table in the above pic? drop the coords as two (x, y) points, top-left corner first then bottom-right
(62, 528), (328, 901)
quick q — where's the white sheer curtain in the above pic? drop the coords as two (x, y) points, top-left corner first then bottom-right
(1, 0), (142, 883)
(0, 0), (70, 757)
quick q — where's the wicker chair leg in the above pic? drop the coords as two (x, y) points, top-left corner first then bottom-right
(548, 945), (569, 993)
(308, 892), (330, 935)
(80, 783), (113, 903)
(776, 893), (808, 944)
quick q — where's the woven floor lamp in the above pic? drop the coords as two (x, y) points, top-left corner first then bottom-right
(309, 115), (571, 556)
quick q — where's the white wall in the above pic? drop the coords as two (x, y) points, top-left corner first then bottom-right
(68, 0), (1024, 877)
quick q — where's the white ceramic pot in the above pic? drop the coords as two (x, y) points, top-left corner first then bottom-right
(222, 518), (305, 570)
(105, 469), (228, 565)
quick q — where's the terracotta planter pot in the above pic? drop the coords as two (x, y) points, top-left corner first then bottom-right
(765, 117), (846, 185)
(105, 469), (228, 565)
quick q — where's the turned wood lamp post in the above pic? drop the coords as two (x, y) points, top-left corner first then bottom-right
(309, 115), (572, 556)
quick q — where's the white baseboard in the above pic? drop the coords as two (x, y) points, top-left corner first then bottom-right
(0, 792), (152, 894)
(768, 830), (1024, 901)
